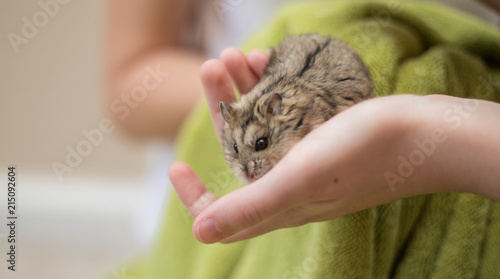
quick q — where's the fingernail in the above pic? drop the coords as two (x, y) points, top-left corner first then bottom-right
(197, 219), (224, 243)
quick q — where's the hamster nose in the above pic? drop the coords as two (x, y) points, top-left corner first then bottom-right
(246, 161), (257, 180)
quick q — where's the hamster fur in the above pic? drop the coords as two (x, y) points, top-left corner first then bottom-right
(220, 34), (373, 183)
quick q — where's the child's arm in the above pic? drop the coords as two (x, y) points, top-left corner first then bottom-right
(106, 0), (204, 139)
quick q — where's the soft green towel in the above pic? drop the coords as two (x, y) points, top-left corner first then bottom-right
(109, 1), (500, 278)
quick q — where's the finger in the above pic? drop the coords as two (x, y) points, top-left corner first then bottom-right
(192, 174), (300, 244)
(200, 59), (236, 144)
(219, 207), (315, 243)
(247, 49), (269, 78)
(220, 47), (261, 94)
(168, 162), (219, 218)
(220, 199), (342, 243)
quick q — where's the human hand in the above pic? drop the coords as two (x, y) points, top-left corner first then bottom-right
(199, 47), (270, 144)
(169, 48), (500, 244)
(170, 93), (441, 243)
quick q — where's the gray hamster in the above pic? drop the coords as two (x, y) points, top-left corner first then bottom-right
(220, 34), (373, 183)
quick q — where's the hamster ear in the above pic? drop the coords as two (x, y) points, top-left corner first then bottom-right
(220, 102), (234, 124)
(265, 93), (282, 115)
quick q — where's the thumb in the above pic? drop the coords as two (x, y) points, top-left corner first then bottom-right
(192, 172), (297, 244)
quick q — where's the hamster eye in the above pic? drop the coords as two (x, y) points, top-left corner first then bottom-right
(255, 138), (268, 151)
(233, 143), (238, 154)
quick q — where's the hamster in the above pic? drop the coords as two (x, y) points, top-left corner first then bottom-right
(220, 34), (373, 183)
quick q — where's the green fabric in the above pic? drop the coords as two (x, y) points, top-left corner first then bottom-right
(108, 1), (500, 278)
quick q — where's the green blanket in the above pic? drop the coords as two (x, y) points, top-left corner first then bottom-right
(110, 1), (500, 278)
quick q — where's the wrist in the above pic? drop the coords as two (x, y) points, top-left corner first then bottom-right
(374, 95), (500, 202)
(441, 98), (500, 201)
(373, 95), (453, 198)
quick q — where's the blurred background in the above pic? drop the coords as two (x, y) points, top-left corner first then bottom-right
(0, 1), (172, 278)
(0, 0), (498, 279)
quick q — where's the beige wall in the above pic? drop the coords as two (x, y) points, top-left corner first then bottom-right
(0, 2), (165, 279)
(0, 0), (150, 181)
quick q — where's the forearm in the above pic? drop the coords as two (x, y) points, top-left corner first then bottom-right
(106, 0), (202, 140)
(106, 48), (205, 139)
(402, 96), (500, 202)
(442, 98), (500, 201)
